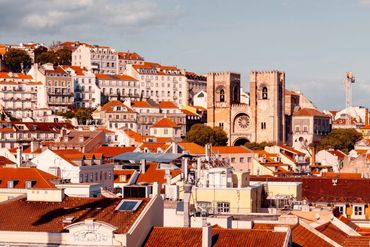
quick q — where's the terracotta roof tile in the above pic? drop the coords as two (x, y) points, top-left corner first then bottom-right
(293, 108), (329, 117)
(144, 227), (287, 247)
(151, 118), (179, 128)
(178, 142), (205, 155)
(157, 101), (178, 109)
(212, 146), (253, 154)
(94, 146), (136, 158)
(138, 142), (170, 153)
(0, 167), (56, 189)
(114, 169), (135, 183)
(137, 163), (181, 184)
(292, 224), (334, 247)
(0, 156), (15, 166)
(251, 176), (370, 203)
(0, 196), (149, 233)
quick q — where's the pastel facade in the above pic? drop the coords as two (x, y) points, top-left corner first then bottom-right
(72, 44), (117, 74)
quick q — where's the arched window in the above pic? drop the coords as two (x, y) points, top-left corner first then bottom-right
(262, 87), (268, 99)
(220, 89), (225, 102)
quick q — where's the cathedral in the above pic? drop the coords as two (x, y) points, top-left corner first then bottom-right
(207, 70), (293, 146)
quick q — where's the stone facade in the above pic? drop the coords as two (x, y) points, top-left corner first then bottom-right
(207, 71), (285, 146)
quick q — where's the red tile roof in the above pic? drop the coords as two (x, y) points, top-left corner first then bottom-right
(0, 156), (15, 166)
(315, 222), (370, 246)
(293, 108), (329, 117)
(178, 142), (205, 155)
(278, 144), (305, 155)
(151, 118), (179, 128)
(251, 176), (370, 203)
(138, 142), (170, 153)
(131, 101), (155, 108)
(144, 227), (287, 247)
(95, 73), (136, 81)
(292, 224), (334, 247)
(94, 146), (136, 158)
(212, 146), (253, 154)
(136, 163), (181, 184)
(101, 100), (134, 113)
(322, 172), (362, 179)
(114, 169), (135, 183)
(158, 101), (177, 109)
(0, 167), (56, 189)
(124, 129), (146, 143)
(0, 196), (148, 233)
(117, 51), (144, 61)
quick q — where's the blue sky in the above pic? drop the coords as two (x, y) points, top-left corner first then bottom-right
(1, 0), (370, 110)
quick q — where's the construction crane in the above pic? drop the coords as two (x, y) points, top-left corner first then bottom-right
(345, 72), (355, 126)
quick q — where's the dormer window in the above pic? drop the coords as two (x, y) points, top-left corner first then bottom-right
(7, 180), (15, 188)
(25, 180), (34, 189)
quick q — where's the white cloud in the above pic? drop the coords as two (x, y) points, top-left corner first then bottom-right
(0, 0), (181, 38)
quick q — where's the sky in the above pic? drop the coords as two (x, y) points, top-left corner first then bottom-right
(1, 0), (370, 110)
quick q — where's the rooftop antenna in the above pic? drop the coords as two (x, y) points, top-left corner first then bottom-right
(345, 72), (355, 126)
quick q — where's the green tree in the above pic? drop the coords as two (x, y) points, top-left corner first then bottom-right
(75, 108), (93, 125)
(36, 51), (57, 65)
(34, 46), (48, 62)
(244, 141), (273, 150)
(317, 128), (362, 153)
(4, 48), (32, 72)
(55, 48), (72, 65)
(185, 124), (228, 146)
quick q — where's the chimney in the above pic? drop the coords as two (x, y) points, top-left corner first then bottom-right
(183, 183), (192, 227)
(202, 224), (212, 247)
(183, 157), (189, 181)
(30, 141), (40, 153)
(16, 146), (22, 167)
(165, 169), (171, 185)
(205, 143), (211, 161)
(140, 159), (146, 174)
(171, 142), (177, 153)
(196, 158), (201, 181)
(152, 182), (160, 196)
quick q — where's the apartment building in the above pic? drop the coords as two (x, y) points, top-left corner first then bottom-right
(72, 43), (117, 74)
(126, 62), (188, 106)
(0, 72), (44, 119)
(292, 108), (331, 150)
(96, 73), (139, 102)
(62, 65), (100, 108)
(28, 63), (74, 113)
(117, 51), (144, 74)
(185, 71), (207, 105)
(0, 121), (74, 149)
(93, 100), (138, 130)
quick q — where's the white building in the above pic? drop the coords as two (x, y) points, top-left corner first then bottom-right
(193, 90), (207, 109)
(0, 72), (44, 119)
(31, 149), (114, 190)
(117, 51), (144, 74)
(62, 65), (101, 108)
(72, 43), (117, 74)
(96, 73), (139, 102)
(126, 62), (195, 107)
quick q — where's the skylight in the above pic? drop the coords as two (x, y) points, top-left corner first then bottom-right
(115, 199), (142, 212)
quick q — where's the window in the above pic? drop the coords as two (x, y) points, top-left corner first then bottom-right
(219, 89), (225, 102)
(116, 199), (142, 212)
(337, 205), (344, 215)
(240, 157), (245, 163)
(217, 202), (230, 213)
(354, 206), (363, 216)
(219, 122), (224, 129)
(164, 128), (168, 134)
(262, 87), (268, 99)
(261, 122), (266, 129)
(231, 158), (236, 163)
